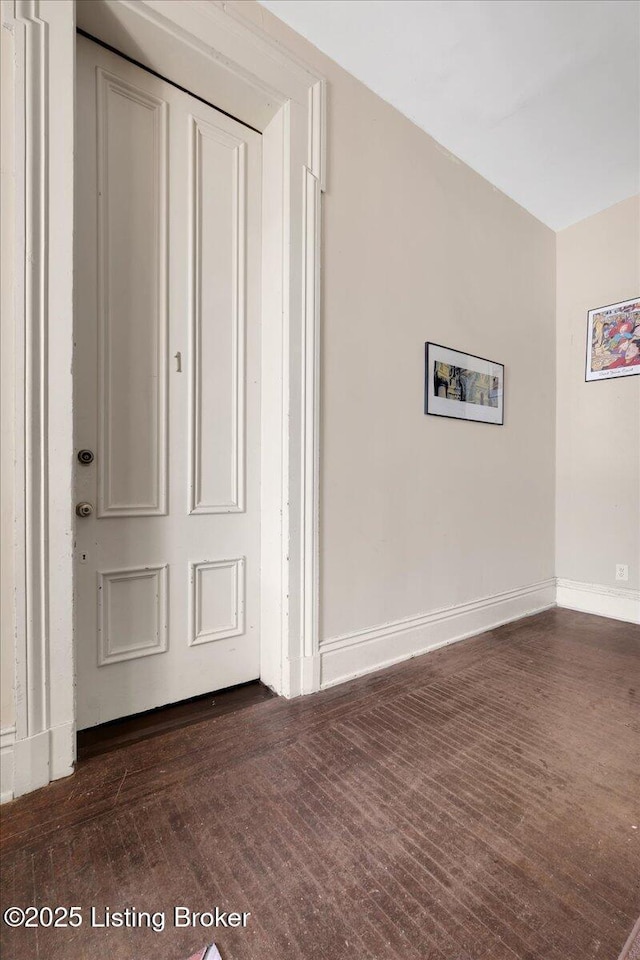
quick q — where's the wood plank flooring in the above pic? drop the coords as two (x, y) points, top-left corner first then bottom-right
(76, 681), (275, 761)
(1, 608), (639, 960)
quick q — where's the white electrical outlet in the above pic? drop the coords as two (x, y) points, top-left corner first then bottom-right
(615, 564), (629, 582)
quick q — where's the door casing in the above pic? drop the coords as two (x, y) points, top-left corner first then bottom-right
(4, 0), (324, 799)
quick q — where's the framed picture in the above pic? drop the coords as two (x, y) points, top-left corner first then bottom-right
(424, 342), (504, 425)
(585, 297), (640, 381)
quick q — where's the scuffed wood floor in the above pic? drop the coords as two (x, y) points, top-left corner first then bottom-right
(1, 608), (639, 960)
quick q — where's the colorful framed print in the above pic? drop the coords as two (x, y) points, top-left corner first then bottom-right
(585, 297), (640, 381)
(424, 343), (504, 425)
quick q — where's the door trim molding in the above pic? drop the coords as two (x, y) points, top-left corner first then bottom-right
(3, 0), (324, 798)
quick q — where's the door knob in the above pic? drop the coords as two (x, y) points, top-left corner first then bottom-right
(76, 502), (94, 518)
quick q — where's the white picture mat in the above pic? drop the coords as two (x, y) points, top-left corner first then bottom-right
(426, 344), (504, 424)
(585, 297), (640, 381)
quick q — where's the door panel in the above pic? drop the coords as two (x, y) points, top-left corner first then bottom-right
(190, 117), (246, 514)
(74, 36), (262, 729)
(98, 565), (168, 664)
(96, 69), (168, 516)
(189, 558), (245, 646)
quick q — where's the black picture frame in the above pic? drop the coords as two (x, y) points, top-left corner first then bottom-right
(584, 297), (640, 382)
(424, 342), (505, 425)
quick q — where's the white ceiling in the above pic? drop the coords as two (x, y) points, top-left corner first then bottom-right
(260, 0), (640, 230)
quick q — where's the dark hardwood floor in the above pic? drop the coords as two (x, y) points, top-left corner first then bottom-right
(1, 608), (639, 960)
(76, 680), (275, 761)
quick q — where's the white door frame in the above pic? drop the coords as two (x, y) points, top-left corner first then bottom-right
(3, 0), (324, 799)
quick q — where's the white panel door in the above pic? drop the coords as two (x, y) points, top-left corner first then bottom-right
(74, 36), (261, 728)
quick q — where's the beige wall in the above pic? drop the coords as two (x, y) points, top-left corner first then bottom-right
(556, 196), (640, 591)
(242, 1), (557, 641)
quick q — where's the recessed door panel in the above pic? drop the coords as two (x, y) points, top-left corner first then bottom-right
(98, 566), (168, 664)
(190, 118), (246, 513)
(97, 70), (168, 516)
(190, 558), (245, 646)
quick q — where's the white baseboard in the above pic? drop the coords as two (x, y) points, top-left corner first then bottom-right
(319, 578), (556, 689)
(1, 726), (16, 804)
(13, 730), (51, 798)
(2, 722), (75, 802)
(556, 578), (640, 624)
